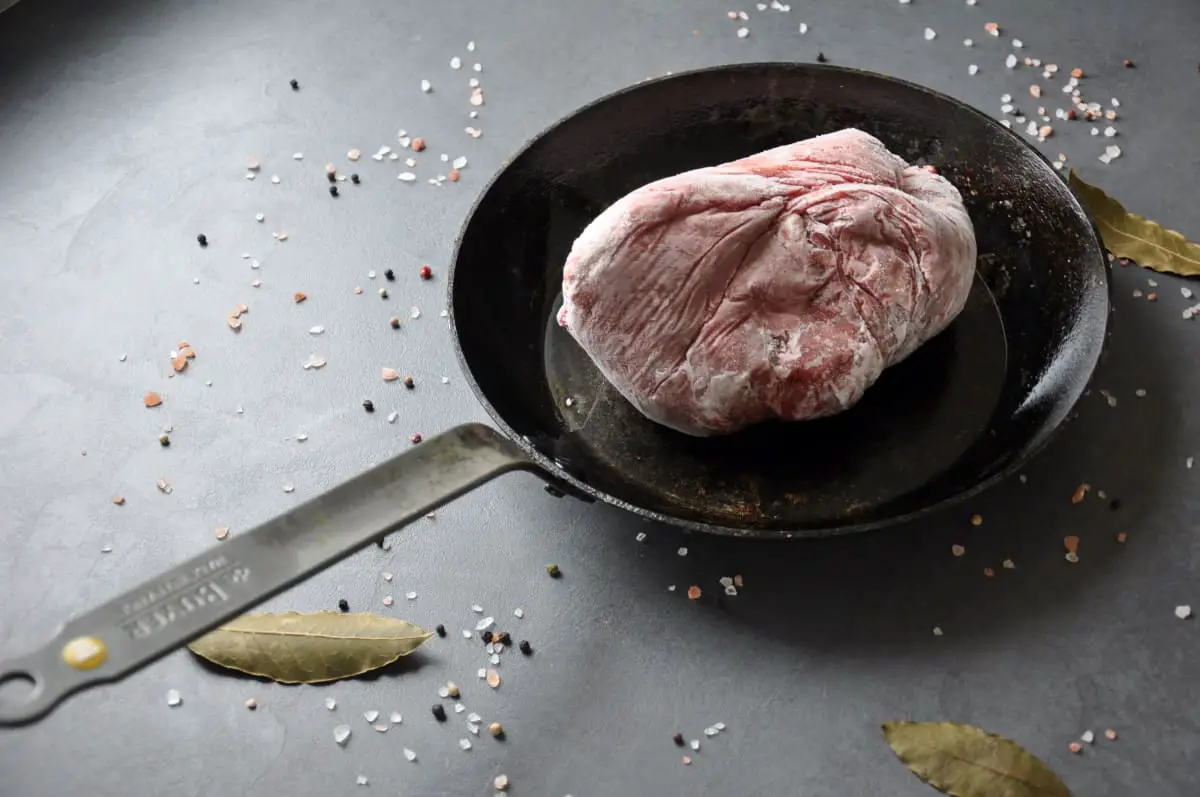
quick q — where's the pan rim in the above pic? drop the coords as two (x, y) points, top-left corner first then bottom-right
(448, 61), (1113, 538)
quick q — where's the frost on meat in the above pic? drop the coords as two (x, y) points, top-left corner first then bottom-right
(558, 129), (977, 436)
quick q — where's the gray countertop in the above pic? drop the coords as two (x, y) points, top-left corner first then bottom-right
(1, 0), (1198, 795)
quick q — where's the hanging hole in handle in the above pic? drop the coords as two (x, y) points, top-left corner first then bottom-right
(0, 672), (39, 706)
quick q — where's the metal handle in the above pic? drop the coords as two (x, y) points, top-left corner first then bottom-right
(0, 423), (534, 726)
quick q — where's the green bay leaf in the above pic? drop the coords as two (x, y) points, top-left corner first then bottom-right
(882, 720), (1071, 797)
(1069, 170), (1200, 276)
(187, 611), (433, 684)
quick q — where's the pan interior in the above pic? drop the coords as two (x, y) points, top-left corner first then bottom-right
(451, 63), (1109, 533)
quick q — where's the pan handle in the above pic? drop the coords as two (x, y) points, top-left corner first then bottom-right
(0, 423), (535, 727)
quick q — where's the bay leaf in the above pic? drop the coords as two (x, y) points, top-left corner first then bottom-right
(882, 720), (1070, 797)
(188, 611), (432, 684)
(1069, 170), (1200, 276)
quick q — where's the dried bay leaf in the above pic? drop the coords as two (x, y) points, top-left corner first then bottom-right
(188, 611), (432, 684)
(882, 721), (1071, 797)
(1069, 171), (1200, 276)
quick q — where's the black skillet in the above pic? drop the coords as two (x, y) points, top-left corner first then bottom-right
(0, 63), (1110, 725)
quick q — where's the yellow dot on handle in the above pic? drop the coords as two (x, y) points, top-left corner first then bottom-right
(62, 636), (108, 670)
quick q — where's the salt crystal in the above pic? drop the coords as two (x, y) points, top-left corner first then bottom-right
(387, 412), (398, 424)
(302, 354), (327, 370)
(1012, 38), (1023, 48)
(455, 703), (466, 714)
(166, 689), (182, 707)
(453, 156), (468, 169)
(398, 172), (417, 182)
(898, 0), (910, 4)
(324, 697), (337, 711)
(390, 711), (402, 724)
(963, 38), (973, 46)
(737, 27), (749, 38)
(635, 532), (647, 542)
(382, 595), (393, 606)
(490, 653), (500, 665)
(952, 544), (966, 557)
(1182, 287), (1193, 299)
(705, 727), (719, 736)
(966, 0), (976, 4)
(477, 668), (487, 678)
(968, 64), (979, 75)
(101, 544), (113, 553)
(292, 152), (303, 160)
(363, 710), (379, 723)
(441, 376), (450, 383)
(1111, 97), (1121, 108)
(1065, 552), (1079, 563)
(473, 63), (482, 72)
(309, 326), (325, 335)
(924, 28), (936, 41)
(471, 603), (484, 613)
(933, 626), (944, 636)
(440, 153), (449, 162)
(514, 608), (525, 618)
(334, 724), (351, 745)
(458, 738), (472, 750)
(1090, 127), (1100, 136)
(296, 433), (308, 442)
(1104, 126), (1117, 137)
(1176, 605), (1193, 619)
(1001, 93), (1012, 102)
(271, 175), (280, 184)
(1187, 457), (1194, 469)
(246, 172), (256, 180)
(468, 722), (480, 735)
(1002, 559), (1015, 569)
(420, 79), (432, 92)
(411, 306), (421, 319)
(283, 484), (295, 494)
(438, 686), (451, 698)
(690, 739), (701, 750)
(467, 41), (476, 51)
(373, 723), (388, 733)
(1081, 730), (1095, 743)
(403, 747), (417, 762)
(1005, 54), (1017, 69)
(356, 775), (368, 786)
(1098, 154), (1112, 165)
(450, 56), (462, 69)
(1106, 145), (1121, 159)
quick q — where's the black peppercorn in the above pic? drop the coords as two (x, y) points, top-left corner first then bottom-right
(518, 639), (532, 655)
(672, 732), (685, 746)
(389, 317), (400, 329)
(338, 598), (349, 612)
(196, 233), (208, 247)
(329, 185), (339, 197)
(327, 170), (337, 183)
(362, 399), (375, 413)
(816, 52), (827, 63)
(350, 173), (360, 184)
(403, 375), (415, 389)
(158, 434), (170, 447)
(435, 624), (446, 638)
(496, 631), (512, 647)
(545, 563), (561, 578)
(379, 288), (389, 299)
(481, 630), (494, 644)
(431, 704), (447, 722)
(1110, 498), (1122, 511)
(289, 78), (299, 90)
(384, 269), (396, 281)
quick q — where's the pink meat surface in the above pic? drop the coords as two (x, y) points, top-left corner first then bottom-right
(557, 128), (977, 437)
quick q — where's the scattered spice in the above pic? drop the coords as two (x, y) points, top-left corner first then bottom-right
(156, 478), (172, 494)
(389, 317), (401, 329)
(419, 265), (433, 280)
(362, 399), (375, 413)
(411, 137), (426, 152)
(1105, 729), (1118, 740)
(983, 567), (995, 578)
(1069, 742), (1082, 754)
(158, 434), (170, 447)
(816, 51), (827, 63)
(435, 624), (446, 637)
(431, 704), (447, 722)
(489, 721), (505, 738)
(486, 669), (501, 688)
(289, 78), (299, 90)
(197, 233), (208, 248)
(293, 292), (307, 304)
(1071, 67), (1084, 78)
(409, 433), (422, 444)
(518, 639), (532, 655)
(673, 732), (685, 746)
(493, 774), (509, 791)
(1063, 536), (1080, 555)
(379, 288), (389, 299)
(449, 169), (460, 182)
(481, 630), (494, 644)
(214, 527), (229, 541)
(337, 599), (349, 612)
(970, 513), (983, 526)
(1071, 483), (1090, 504)
(245, 698), (257, 710)
(329, 185), (339, 198)
(402, 375), (415, 389)
(384, 269), (396, 281)
(112, 495), (125, 506)
(144, 392), (163, 408)
(546, 563), (561, 578)
(687, 585), (702, 600)
(1123, 59), (1134, 68)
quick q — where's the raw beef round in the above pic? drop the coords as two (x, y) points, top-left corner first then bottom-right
(557, 128), (977, 437)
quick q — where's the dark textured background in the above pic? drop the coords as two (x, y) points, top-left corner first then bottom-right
(0, 0), (1197, 795)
